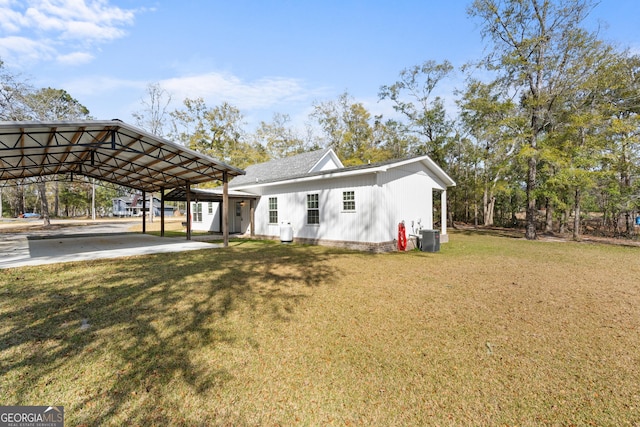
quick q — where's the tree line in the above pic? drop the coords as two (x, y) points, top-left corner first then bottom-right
(1, 0), (639, 240)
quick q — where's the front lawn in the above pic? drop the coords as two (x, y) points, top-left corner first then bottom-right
(1, 232), (638, 425)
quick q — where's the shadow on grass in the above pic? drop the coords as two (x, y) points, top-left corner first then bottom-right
(0, 242), (345, 424)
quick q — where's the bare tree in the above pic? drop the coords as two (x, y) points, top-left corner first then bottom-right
(132, 82), (173, 137)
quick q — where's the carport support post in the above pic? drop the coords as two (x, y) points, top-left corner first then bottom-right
(142, 190), (146, 234)
(160, 187), (165, 237)
(223, 172), (229, 247)
(186, 183), (192, 240)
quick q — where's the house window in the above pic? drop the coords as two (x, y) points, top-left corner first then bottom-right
(307, 193), (319, 225)
(208, 202), (213, 214)
(268, 197), (278, 224)
(343, 191), (355, 211)
(193, 202), (203, 222)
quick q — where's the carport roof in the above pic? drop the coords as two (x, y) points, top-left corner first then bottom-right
(0, 120), (245, 192)
(164, 187), (257, 202)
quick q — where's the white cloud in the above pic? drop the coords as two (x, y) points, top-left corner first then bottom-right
(57, 70), (333, 128)
(0, 0), (137, 66)
(24, 7), (67, 32)
(0, 2), (29, 33)
(24, 0), (134, 42)
(62, 75), (144, 96)
(0, 35), (56, 63)
(160, 72), (329, 111)
(34, 0), (135, 25)
(56, 50), (94, 65)
(62, 20), (127, 41)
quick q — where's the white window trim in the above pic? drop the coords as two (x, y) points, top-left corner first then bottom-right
(193, 202), (203, 223)
(341, 190), (356, 213)
(268, 197), (278, 224)
(307, 193), (320, 225)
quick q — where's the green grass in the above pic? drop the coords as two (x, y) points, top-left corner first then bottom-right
(1, 232), (639, 426)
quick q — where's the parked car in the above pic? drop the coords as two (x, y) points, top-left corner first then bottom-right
(19, 212), (41, 218)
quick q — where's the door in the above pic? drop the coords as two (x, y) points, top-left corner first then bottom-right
(232, 201), (242, 233)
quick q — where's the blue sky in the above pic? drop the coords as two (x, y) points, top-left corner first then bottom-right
(1, 0), (639, 131)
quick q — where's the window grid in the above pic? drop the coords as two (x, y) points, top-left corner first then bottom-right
(343, 191), (355, 211)
(307, 194), (319, 224)
(193, 202), (203, 222)
(268, 197), (278, 224)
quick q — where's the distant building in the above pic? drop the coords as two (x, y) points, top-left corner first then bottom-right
(112, 194), (174, 217)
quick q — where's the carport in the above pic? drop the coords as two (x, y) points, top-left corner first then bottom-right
(0, 120), (245, 247)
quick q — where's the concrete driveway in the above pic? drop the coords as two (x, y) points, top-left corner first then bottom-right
(0, 219), (219, 269)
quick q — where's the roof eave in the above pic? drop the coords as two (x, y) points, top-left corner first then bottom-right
(231, 164), (391, 190)
(232, 155), (457, 190)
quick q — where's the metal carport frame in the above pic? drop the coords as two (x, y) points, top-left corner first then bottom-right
(0, 120), (245, 247)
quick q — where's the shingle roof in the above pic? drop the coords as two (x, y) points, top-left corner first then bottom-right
(230, 148), (456, 189)
(229, 148), (332, 187)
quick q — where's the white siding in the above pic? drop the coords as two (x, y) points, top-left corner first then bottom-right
(383, 164), (437, 237)
(237, 158), (451, 245)
(190, 201), (251, 234)
(253, 174), (382, 242)
(190, 202), (221, 232)
(374, 163), (440, 241)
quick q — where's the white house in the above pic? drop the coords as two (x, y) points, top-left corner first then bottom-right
(112, 194), (173, 217)
(189, 148), (456, 251)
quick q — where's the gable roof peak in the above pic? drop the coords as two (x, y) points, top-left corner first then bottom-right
(230, 148), (342, 187)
